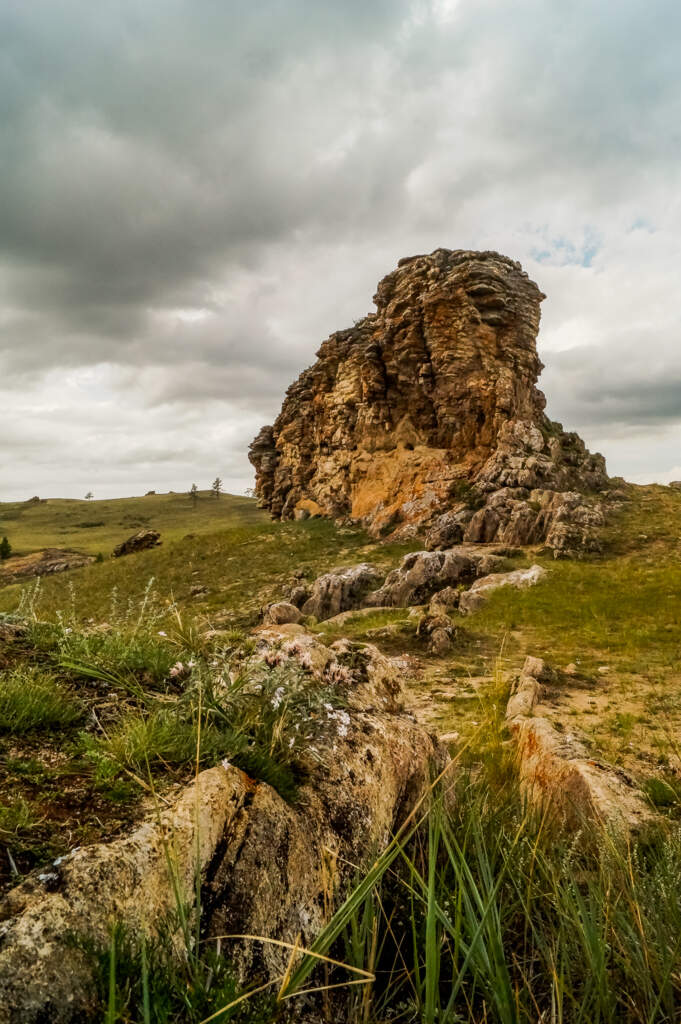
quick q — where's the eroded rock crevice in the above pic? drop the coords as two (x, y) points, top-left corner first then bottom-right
(250, 249), (609, 556)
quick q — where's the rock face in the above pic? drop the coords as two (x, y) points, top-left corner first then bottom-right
(300, 563), (383, 620)
(112, 529), (161, 557)
(250, 249), (608, 556)
(365, 546), (502, 609)
(0, 548), (94, 584)
(0, 630), (445, 1023)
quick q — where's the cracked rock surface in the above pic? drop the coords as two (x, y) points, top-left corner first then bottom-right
(250, 249), (609, 556)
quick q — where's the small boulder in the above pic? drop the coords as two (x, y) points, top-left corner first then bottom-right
(416, 613), (456, 655)
(428, 586), (460, 614)
(262, 601), (304, 626)
(0, 548), (94, 583)
(112, 529), (161, 557)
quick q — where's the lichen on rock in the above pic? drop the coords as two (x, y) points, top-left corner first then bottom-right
(250, 249), (609, 556)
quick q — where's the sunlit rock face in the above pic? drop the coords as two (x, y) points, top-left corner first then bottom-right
(250, 249), (608, 556)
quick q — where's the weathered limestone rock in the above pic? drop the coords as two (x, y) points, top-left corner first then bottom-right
(0, 632), (445, 1023)
(112, 529), (161, 557)
(458, 564), (546, 615)
(0, 548), (94, 584)
(366, 548), (478, 607)
(250, 249), (608, 556)
(301, 563), (383, 621)
(506, 657), (655, 834)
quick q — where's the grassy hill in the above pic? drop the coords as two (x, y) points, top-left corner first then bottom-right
(0, 493), (416, 623)
(3, 484), (681, 1019)
(0, 490), (264, 558)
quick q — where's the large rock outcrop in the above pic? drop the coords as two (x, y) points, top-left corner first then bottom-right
(250, 249), (608, 556)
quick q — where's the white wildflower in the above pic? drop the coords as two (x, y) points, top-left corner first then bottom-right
(271, 686), (286, 709)
(158, 630), (167, 637)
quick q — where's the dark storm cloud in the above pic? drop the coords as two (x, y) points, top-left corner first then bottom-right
(2, 0), (681, 497)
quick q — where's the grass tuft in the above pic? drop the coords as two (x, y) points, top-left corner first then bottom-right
(0, 666), (82, 732)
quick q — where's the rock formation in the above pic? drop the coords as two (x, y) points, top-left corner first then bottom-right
(0, 548), (94, 584)
(250, 249), (609, 556)
(506, 657), (655, 834)
(0, 630), (445, 1022)
(112, 528), (161, 557)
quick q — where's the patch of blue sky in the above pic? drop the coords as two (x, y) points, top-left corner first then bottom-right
(529, 227), (601, 268)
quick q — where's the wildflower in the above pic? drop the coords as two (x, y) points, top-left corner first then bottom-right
(221, 758), (232, 770)
(271, 686), (286, 709)
(158, 630), (167, 637)
(169, 661), (184, 678)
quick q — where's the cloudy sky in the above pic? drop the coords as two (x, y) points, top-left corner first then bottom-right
(2, 0), (680, 500)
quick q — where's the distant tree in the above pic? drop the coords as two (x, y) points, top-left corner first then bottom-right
(244, 487), (255, 498)
(85, 491), (93, 500)
(0, 536), (11, 560)
(189, 483), (199, 508)
(211, 477), (223, 500)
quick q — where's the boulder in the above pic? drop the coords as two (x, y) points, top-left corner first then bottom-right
(366, 548), (478, 608)
(0, 632), (445, 1022)
(428, 586), (460, 613)
(262, 601), (304, 626)
(301, 563), (382, 621)
(416, 613), (457, 655)
(112, 529), (161, 557)
(459, 564), (546, 614)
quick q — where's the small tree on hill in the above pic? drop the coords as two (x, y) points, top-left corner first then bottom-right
(189, 483), (199, 508)
(85, 491), (93, 500)
(211, 477), (223, 500)
(0, 537), (11, 560)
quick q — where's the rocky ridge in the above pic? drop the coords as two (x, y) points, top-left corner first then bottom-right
(250, 249), (609, 556)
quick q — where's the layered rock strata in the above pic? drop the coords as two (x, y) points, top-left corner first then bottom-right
(250, 249), (608, 556)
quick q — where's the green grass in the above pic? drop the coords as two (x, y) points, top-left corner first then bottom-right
(0, 490), (265, 558)
(279, 767), (681, 1023)
(93, 921), (277, 1024)
(0, 665), (83, 732)
(0, 511), (416, 625)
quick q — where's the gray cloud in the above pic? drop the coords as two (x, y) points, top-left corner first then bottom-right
(2, 0), (681, 498)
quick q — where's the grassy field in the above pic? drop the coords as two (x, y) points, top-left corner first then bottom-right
(3, 484), (681, 1020)
(0, 490), (264, 558)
